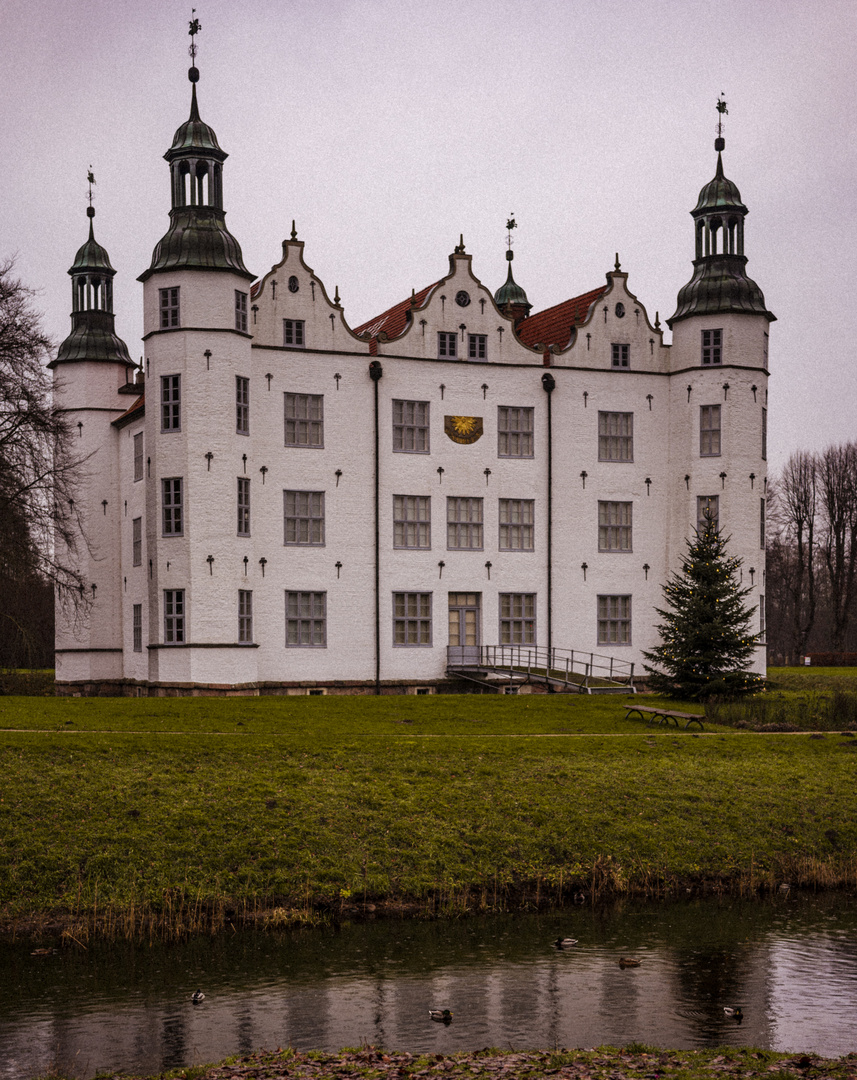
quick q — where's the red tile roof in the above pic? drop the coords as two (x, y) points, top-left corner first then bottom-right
(353, 281), (442, 342)
(112, 393), (145, 427)
(516, 286), (607, 350)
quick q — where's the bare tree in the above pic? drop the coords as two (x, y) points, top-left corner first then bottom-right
(768, 450), (818, 662)
(817, 440), (857, 652)
(0, 257), (87, 651)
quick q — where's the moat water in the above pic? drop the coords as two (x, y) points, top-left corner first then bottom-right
(2, 892), (856, 1080)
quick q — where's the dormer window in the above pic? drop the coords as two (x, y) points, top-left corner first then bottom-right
(235, 290), (248, 332)
(701, 328), (722, 365)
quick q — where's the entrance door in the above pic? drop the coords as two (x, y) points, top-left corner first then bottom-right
(448, 592), (481, 666)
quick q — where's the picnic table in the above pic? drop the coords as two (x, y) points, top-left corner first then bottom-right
(624, 704), (704, 730)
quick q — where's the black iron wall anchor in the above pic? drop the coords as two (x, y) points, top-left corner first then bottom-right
(260, 465), (268, 484)
(750, 472), (756, 489)
(685, 474), (690, 490)
(482, 383), (489, 399)
(484, 468), (491, 486)
(259, 557), (267, 577)
(749, 567), (756, 586)
(687, 385), (692, 402)
(720, 471), (727, 489)
(485, 561), (492, 580)
(583, 391), (588, 407)
(580, 470), (588, 489)
(646, 394), (653, 410)
(581, 562), (588, 581)
(335, 469), (343, 487)
(204, 349), (212, 370)
(438, 561), (445, 579)
(265, 372), (272, 390)
(205, 451), (214, 471)
(242, 454), (247, 473)
(335, 561), (342, 579)
(437, 466), (444, 484)
(643, 563), (650, 580)
(102, 500), (108, 514)
(206, 555), (214, 575)
(722, 382), (730, 400)
(334, 372), (341, 390)
(439, 383), (445, 399)
(645, 477), (652, 496)
(243, 556), (249, 576)
(751, 384), (758, 402)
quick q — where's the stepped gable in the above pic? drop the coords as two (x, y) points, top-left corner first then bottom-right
(353, 281), (442, 343)
(516, 286), (607, 350)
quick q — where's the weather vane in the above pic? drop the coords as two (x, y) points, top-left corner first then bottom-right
(86, 167), (96, 218)
(505, 214), (517, 251)
(189, 9), (201, 63)
(716, 95), (728, 145)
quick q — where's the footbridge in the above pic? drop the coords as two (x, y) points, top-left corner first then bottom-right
(447, 645), (636, 694)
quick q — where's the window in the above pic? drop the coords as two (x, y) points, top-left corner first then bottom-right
(236, 376), (249, 435)
(393, 399), (429, 453)
(438, 331), (457, 359)
(283, 319), (305, 347)
(132, 517), (142, 567)
(760, 498), (766, 548)
(598, 501), (632, 552)
(598, 412), (633, 461)
(284, 393), (323, 447)
(286, 591), (326, 646)
(159, 287), (180, 329)
(468, 334), (487, 360)
(133, 432), (144, 482)
(235, 290), (248, 333)
(702, 328), (722, 365)
(500, 593), (536, 645)
(762, 407), (767, 461)
(162, 478), (183, 536)
(284, 490), (325, 545)
(499, 499), (534, 551)
(447, 497), (483, 550)
(393, 495), (430, 549)
(498, 406), (533, 458)
(161, 375), (181, 432)
(164, 589), (185, 643)
(238, 590), (253, 643)
(611, 343), (629, 369)
(132, 604), (142, 653)
(700, 404), (721, 457)
(697, 494), (719, 534)
(393, 592), (432, 646)
(760, 595), (766, 638)
(597, 595), (631, 645)
(237, 477), (251, 536)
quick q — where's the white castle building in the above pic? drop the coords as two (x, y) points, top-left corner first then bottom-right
(52, 62), (774, 696)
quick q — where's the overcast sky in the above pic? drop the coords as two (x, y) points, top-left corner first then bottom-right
(2, 0), (854, 474)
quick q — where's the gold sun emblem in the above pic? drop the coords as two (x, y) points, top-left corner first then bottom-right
(451, 416), (477, 436)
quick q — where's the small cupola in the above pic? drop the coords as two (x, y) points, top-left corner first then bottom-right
(669, 101), (775, 327)
(139, 17), (252, 282)
(52, 179), (132, 369)
(493, 217), (532, 326)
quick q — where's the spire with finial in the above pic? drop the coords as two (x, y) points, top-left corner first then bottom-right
(494, 213), (531, 325)
(139, 12), (252, 282)
(667, 99), (775, 327)
(52, 171), (132, 368)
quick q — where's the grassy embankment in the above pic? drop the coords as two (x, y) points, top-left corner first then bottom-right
(34, 1044), (857, 1080)
(2, 667), (857, 942)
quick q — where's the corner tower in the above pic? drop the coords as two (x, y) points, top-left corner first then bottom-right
(137, 18), (257, 691)
(52, 188), (133, 690)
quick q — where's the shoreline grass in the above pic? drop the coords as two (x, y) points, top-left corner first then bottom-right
(3, 686), (857, 943)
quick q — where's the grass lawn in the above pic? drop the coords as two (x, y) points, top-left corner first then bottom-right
(2, 690), (857, 940)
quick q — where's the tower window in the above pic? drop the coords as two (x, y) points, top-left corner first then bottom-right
(762, 407), (767, 461)
(235, 291), (248, 333)
(162, 478), (183, 536)
(237, 477), (251, 536)
(236, 376), (249, 435)
(611, 343), (630, 369)
(238, 590), (253, 643)
(161, 375), (181, 432)
(133, 432), (144, 482)
(164, 589), (185, 643)
(700, 404), (721, 456)
(760, 497), (766, 548)
(283, 319), (305, 347)
(468, 334), (487, 360)
(701, 328), (722, 365)
(132, 517), (142, 567)
(133, 604), (143, 653)
(438, 332), (457, 359)
(159, 287), (180, 329)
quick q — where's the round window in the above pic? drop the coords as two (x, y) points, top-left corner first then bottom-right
(455, 290), (471, 308)
(288, 276), (299, 293)
(615, 302), (625, 318)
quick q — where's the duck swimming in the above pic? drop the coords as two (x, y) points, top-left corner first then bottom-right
(724, 1007), (744, 1021)
(554, 937), (578, 948)
(619, 957), (642, 968)
(192, 990), (205, 1004)
(429, 1009), (453, 1024)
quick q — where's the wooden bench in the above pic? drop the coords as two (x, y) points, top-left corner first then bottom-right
(624, 704), (704, 730)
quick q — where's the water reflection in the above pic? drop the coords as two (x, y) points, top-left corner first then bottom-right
(1, 893), (856, 1080)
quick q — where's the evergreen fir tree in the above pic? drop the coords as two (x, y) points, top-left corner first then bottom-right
(643, 517), (763, 699)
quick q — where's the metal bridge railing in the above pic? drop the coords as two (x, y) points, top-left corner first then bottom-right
(447, 644), (635, 692)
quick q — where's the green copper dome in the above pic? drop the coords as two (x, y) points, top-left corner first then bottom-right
(692, 153), (746, 216)
(69, 217), (116, 276)
(494, 252), (532, 314)
(166, 82), (226, 161)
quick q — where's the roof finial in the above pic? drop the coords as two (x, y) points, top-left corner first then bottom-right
(715, 95), (727, 153)
(86, 167), (96, 220)
(291, 219), (297, 241)
(455, 233), (466, 254)
(188, 10), (201, 83)
(614, 252), (621, 272)
(505, 214), (517, 262)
